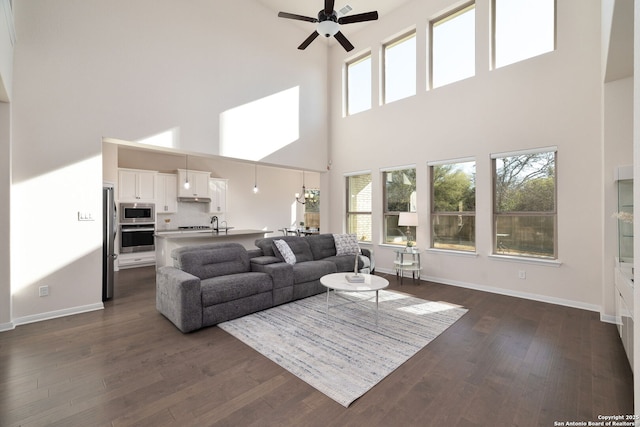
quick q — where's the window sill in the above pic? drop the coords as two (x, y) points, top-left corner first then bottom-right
(488, 254), (562, 267)
(426, 248), (478, 258)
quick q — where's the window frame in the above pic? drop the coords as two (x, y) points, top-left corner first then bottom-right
(346, 172), (373, 242)
(491, 0), (557, 69)
(491, 147), (558, 260)
(382, 166), (417, 246)
(429, 158), (477, 252)
(382, 30), (417, 105)
(345, 51), (373, 116)
(429, 2), (476, 90)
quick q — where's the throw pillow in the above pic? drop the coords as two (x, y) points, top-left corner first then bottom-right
(333, 233), (360, 256)
(273, 239), (297, 265)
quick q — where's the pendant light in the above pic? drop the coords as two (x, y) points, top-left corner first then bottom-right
(295, 171), (306, 205)
(183, 155), (191, 190)
(253, 164), (259, 194)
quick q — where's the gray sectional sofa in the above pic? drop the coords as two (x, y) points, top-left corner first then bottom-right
(156, 234), (373, 332)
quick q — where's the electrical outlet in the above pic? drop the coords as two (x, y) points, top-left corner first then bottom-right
(39, 285), (49, 297)
(518, 270), (526, 280)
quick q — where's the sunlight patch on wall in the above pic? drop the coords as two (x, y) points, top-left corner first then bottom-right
(11, 155), (102, 295)
(220, 87), (300, 161)
(136, 127), (180, 149)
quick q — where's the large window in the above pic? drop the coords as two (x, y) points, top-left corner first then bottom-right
(383, 168), (417, 245)
(493, 149), (557, 259)
(431, 3), (476, 89)
(346, 53), (372, 116)
(346, 173), (372, 242)
(493, 0), (555, 68)
(383, 31), (416, 104)
(431, 160), (476, 251)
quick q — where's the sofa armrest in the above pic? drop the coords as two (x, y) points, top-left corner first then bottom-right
(156, 266), (203, 333)
(250, 255), (281, 266)
(247, 249), (263, 259)
(251, 261), (294, 289)
(361, 248), (375, 273)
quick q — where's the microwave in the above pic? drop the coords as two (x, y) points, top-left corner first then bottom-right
(119, 203), (155, 224)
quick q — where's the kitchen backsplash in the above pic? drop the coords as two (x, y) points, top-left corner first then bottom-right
(157, 202), (226, 230)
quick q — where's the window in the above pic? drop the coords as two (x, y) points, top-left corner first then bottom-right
(383, 168), (416, 245)
(346, 174), (372, 242)
(431, 4), (475, 89)
(304, 189), (320, 229)
(493, 0), (555, 68)
(431, 160), (476, 251)
(346, 53), (372, 115)
(383, 31), (416, 104)
(493, 149), (557, 259)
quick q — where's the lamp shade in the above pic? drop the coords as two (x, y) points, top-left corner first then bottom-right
(398, 212), (418, 227)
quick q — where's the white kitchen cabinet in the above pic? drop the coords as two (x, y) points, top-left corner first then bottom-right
(157, 173), (178, 214)
(209, 178), (227, 213)
(177, 169), (210, 199)
(118, 169), (157, 202)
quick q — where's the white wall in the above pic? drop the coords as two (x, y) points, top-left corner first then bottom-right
(327, 0), (605, 310)
(0, 0), (14, 102)
(8, 0), (329, 323)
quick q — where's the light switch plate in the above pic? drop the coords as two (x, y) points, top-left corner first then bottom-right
(78, 211), (95, 221)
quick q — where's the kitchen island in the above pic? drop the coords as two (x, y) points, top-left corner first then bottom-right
(155, 229), (273, 268)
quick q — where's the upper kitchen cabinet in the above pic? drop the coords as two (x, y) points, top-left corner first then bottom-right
(157, 173), (178, 214)
(118, 169), (157, 202)
(177, 169), (210, 199)
(209, 178), (227, 214)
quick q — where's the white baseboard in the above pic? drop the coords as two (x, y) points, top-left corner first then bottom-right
(376, 267), (602, 315)
(0, 321), (14, 332)
(12, 303), (104, 327)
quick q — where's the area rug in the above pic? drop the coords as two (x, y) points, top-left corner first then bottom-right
(218, 289), (468, 407)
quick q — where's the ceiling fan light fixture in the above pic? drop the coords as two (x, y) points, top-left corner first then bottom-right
(317, 20), (339, 37)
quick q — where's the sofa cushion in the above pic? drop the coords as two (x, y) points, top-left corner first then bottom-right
(255, 236), (302, 257)
(173, 243), (249, 279)
(306, 234), (337, 260)
(333, 233), (360, 256)
(201, 272), (273, 306)
(273, 240), (296, 265)
(292, 260), (337, 283)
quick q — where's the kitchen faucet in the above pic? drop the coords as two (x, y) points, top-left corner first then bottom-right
(210, 216), (218, 232)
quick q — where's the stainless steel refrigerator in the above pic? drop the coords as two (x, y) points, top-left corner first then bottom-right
(102, 185), (117, 300)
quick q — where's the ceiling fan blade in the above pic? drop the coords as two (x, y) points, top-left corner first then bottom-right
(278, 12), (318, 23)
(298, 31), (320, 50)
(324, 0), (335, 15)
(334, 31), (354, 52)
(338, 11), (379, 25)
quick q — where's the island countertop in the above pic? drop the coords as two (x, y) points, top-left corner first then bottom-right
(155, 229), (272, 238)
(154, 229), (273, 268)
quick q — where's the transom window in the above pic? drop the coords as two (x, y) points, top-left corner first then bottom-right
(346, 173), (372, 242)
(383, 168), (417, 245)
(493, 0), (555, 68)
(431, 160), (476, 252)
(346, 53), (372, 116)
(431, 3), (476, 89)
(493, 149), (557, 259)
(383, 31), (416, 104)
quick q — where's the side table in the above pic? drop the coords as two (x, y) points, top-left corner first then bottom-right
(394, 249), (421, 285)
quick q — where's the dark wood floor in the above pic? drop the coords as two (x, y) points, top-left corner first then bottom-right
(0, 267), (633, 426)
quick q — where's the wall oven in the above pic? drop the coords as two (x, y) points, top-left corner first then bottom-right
(120, 224), (155, 253)
(119, 203), (155, 223)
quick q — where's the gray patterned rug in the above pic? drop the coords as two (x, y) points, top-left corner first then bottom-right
(219, 289), (467, 407)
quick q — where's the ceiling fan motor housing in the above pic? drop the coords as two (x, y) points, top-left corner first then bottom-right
(317, 10), (339, 37)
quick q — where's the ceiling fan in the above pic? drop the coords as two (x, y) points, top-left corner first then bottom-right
(278, 0), (378, 52)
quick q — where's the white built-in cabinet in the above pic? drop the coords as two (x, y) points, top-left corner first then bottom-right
(157, 173), (178, 214)
(615, 265), (634, 370)
(177, 169), (210, 199)
(209, 178), (227, 213)
(118, 169), (157, 202)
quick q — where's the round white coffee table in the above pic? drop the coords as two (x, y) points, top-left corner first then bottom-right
(320, 273), (389, 324)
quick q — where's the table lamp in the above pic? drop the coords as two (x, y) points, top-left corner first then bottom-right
(398, 212), (418, 247)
